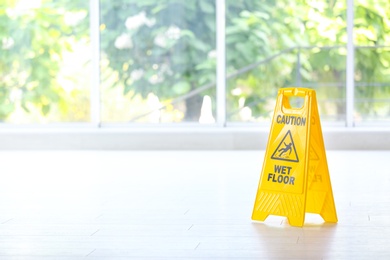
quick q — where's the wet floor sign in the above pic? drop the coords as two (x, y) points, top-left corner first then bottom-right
(252, 88), (337, 227)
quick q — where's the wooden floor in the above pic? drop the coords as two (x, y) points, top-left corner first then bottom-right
(0, 150), (389, 259)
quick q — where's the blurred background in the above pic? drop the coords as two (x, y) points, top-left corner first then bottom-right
(0, 0), (389, 145)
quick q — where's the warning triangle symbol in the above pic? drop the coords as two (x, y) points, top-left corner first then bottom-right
(271, 130), (299, 162)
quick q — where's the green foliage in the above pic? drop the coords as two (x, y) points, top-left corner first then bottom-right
(100, 0), (216, 96)
(0, 0), (89, 121)
(0, 0), (390, 122)
(99, 0), (217, 120)
(353, 0), (390, 119)
(226, 0), (390, 122)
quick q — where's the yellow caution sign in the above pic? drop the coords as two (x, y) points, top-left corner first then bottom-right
(252, 87), (337, 227)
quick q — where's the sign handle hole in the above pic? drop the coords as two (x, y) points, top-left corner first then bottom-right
(287, 96), (305, 109)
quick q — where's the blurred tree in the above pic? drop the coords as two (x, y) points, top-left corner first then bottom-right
(0, 0), (389, 123)
(354, 0), (390, 119)
(100, 0), (216, 121)
(0, 0), (89, 121)
(225, 0), (348, 121)
(226, 0), (390, 122)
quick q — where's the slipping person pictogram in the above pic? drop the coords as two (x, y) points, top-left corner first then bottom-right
(278, 142), (292, 158)
(271, 130), (299, 162)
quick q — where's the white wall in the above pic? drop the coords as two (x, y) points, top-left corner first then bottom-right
(0, 128), (388, 150)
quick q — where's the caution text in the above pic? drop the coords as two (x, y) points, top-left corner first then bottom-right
(276, 115), (306, 126)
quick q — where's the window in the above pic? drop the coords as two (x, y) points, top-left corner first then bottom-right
(0, 0), (90, 123)
(100, 0), (216, 124)
(226, 1), (347, 123)
(354, 0), (390, 124)
(0, 0), (389, 127)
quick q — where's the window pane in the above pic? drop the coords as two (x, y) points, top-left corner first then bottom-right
(300, 47), (346, 122)
(0, 0), (90, 123)
(354, 1), (390, 125)
(226, 0), (346, 124)
(355, 47), (390, 124)
(100, 0), (216, 123)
